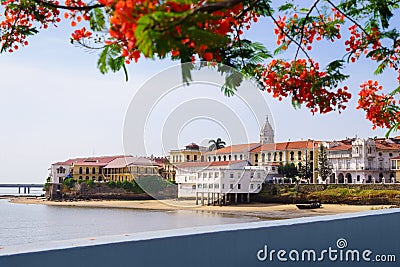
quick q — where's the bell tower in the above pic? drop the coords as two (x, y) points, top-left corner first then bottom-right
(260, 116), (274, 144)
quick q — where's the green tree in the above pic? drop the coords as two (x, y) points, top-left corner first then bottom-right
(298, 162), (313, 181)
(278, 163), (298, 178)
(317, 144), (333, 181)
(208, 138), (226, 151)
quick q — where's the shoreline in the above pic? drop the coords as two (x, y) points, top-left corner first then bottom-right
(8, 197), (395, 220)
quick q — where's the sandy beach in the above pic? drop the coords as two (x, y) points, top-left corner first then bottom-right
(9, 197), (394, 220)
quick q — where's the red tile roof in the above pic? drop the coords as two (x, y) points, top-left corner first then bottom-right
(204, 143), (260, 155)
(53, 155), (126, 166)
(250, 140), (320, 152)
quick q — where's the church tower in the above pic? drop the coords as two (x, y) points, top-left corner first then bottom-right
(260, 116), (274, 144)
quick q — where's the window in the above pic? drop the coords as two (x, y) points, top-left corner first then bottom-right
(194, 155), (197, 161)
(240, 154), (243, 160)
(238, 184), (241, 189)
(250, 184), (254, 189)
(389, 153), (393, 157)
(209, 184), (213, 189)
(203, 173), (207, 178)
(186, 155), (190, 161)
(346, 160), (350, 169)
(230, 173), (234, 178)
(230, 184), (233, 189)
(223, 155), (226, 161)
(310, 151), (313, 160)
(209, 172), (213, 178)
(290, 151), (294, 161)
(262, 153), (265, 162)
(92, 167), (96, 174)
(255, 154), (258, 162)
(234, 155), (237, 160)
(379, 152), (383, 157)
(208, 156), (211, 162)
(229, 155), (231, 161)
(298, 151), (302, 160)
(279, 152), (283, 161)
(192, 185), (196, 190)
(267, 153), (271, 161)
(257, 172), (261, 178)
(222, 184), (225, 189)
(99, 168), (102, 174)
(198, 184), (202, 189)
(215, 172), (219, 178)
(86, 167), (89, 174)
(218, 156), (221, 161)
(198, 173), (201, 179)
(98, 176), (102, 181)
(85, 176), (89, 181)
(213, 156), (216, 161)
(79, 167), (83, 174)
(274, 152), (277, 161)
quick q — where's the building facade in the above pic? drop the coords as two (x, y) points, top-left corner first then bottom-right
(328, 138), (400, 184)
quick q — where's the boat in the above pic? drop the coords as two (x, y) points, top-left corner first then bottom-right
(296, 202), (322, 209)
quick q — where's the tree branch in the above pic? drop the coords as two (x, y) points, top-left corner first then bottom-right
(294, 0), (320, 61)
(32, 0), (104, 11)
(264, 3), (314, 65)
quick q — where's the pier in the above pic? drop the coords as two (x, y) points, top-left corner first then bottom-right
(0, 184), (44, 194)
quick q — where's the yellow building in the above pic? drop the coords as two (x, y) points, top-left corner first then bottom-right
(169, 143), (208, 164)
(390, 156), (400, 182)
(103, 156), (159, 182)
(71, 156), (124, 181)
(249, 140), (321, 183)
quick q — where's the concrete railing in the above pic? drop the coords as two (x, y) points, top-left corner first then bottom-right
(1, 208), (399, 266)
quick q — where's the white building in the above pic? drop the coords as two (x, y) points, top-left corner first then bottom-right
(50, 160), (74, 184)
(175, 160), (272, 204)
(327, 138), (400, 184)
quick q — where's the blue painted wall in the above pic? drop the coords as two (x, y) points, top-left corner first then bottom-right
(1, 209), (399, 267)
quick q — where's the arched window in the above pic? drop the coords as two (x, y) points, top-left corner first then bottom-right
(85, 176), (89, 181)
(298, 151), (302, 160)
(290, 151), (294, 161)
(86, 167), (89, 174)
(267, 153), (271, 161)
(262, 153), (265, 162)
(229, 155), (231, 160)
(273, 152), (277, 161)
(92, 167), (96, 174)
(234, 155), (237, 160)
(279, 152), (283, 161)
(310, 151), (313, 160)
(223, 155), (227, 161)
(240, 154), (243, 160)
(79, 167), (82, 174)
(194, 155), (197, 161)
(213, 156), (216, 161)
(208, 156), (211, 162)
(218, 156), (221, 161)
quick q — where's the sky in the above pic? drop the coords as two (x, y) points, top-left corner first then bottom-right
(0, 7), (398, 183)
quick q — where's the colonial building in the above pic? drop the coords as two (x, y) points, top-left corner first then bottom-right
(71, 156), (125, 182)
(175, 160), (268, 201)
(169, 143), (208, 164)
(328, 138), (400, 184)
(103, 156), (159, 182)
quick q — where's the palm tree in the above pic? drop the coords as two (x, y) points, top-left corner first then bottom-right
(208, 138), (226, 151)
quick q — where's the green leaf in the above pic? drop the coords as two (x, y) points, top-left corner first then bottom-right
(278, 3), (294, 11)
(90, 8), (106, 32)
